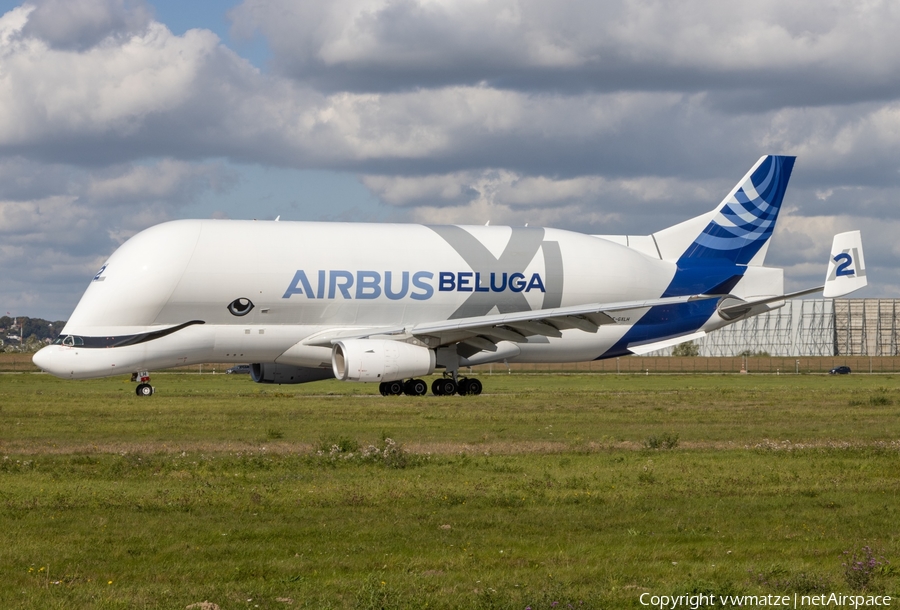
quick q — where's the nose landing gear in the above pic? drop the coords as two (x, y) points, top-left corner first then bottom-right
(131, 371), (154, 396)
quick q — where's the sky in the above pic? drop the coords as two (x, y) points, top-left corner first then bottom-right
(1, 0), (898, 320)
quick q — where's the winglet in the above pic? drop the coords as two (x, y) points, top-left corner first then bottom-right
(823, 230), (867, 298)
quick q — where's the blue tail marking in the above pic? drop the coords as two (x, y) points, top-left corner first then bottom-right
(680, 155), (794, 265)
(599, 155), (795, 358)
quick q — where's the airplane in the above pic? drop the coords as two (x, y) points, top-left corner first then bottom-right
(33, 155), (867, 397)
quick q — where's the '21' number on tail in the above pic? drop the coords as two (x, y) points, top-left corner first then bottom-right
(833, 252), (855, 277)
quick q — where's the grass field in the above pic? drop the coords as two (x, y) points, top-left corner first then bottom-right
(1, 371), (899, 609)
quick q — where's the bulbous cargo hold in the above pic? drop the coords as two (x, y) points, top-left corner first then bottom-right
(331, 340), (436, 382)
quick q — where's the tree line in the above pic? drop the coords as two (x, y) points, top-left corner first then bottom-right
(1, 316), (67, 352)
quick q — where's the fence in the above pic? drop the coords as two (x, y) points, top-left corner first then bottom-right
(470, 356), (900, 374)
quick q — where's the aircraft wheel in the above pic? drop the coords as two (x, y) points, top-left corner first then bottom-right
(379, 382), (388, 396)
(410, 379), (427, 396)
(466, 378), (483, 395)
(456, 377), (469, 395)
(386, 380), (404, 396)
(136, 383), (154, 397)
(434, 378), (457, 396)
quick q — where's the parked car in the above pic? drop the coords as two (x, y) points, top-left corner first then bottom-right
(226, 364), (251, 374)
(829, 366), (851, 375)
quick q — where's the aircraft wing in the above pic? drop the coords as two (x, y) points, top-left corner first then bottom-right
(303, 230), (868, 352)
(303, 293), (718, 350)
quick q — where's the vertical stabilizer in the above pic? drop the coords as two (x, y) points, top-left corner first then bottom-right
(653, 155), (795, 266)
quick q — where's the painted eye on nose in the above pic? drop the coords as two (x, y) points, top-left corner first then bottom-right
(227, 298), (254, 316)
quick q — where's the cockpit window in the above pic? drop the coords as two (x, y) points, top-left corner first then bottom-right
(61, 336), (84, 346)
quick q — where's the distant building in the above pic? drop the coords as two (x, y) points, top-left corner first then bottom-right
(650, 299), (900, 357)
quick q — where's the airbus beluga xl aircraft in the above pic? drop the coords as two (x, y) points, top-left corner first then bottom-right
(33, 155), (867, 396)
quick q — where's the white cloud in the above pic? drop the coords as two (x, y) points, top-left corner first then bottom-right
(2, 0), (900, 317)
(0, 195), (80, 239)
(0, 156), (236, 316)
(21, 0), (152, 51)
(3, 2), (900, 184)
(363, 169), (719, 216)
(86, 159), (234, 204)
(230, 0), (900, 108)
(0, 14), (220, 143)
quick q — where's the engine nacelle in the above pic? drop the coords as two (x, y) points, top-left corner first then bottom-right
(332, 339), (435, 383)
(250, 363), (335, 384)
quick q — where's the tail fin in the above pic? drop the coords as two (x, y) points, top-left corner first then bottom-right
(823, 230), (867, 298)
(653, 155), (795, 266)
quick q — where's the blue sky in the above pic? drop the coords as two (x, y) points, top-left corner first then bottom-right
(2, 0), (900, 318)
(183, 165), (386, 224)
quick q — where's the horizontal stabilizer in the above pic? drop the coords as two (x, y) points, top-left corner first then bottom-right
(716, 230), (868, 320)
(716, 286), (823, 320)
(628, 331), (706, 355)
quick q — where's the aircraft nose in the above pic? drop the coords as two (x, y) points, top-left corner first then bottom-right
(32, 346), (54, 373)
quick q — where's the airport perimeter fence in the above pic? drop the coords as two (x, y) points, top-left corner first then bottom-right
(469, 356), (900, 375)
(6, 352), (900, 375)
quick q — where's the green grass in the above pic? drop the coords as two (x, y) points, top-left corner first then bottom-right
(1, 372), (899, 608)
(2, 372), (899, 450)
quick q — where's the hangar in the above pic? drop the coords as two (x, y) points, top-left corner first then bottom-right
(656, 299), (900, 357)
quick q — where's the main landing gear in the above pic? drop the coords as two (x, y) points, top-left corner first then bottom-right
(440, 377), (482, 396)
(131, 371), (154, 397)
(379, 378), (428, 396)
(378, 376), (482, 397)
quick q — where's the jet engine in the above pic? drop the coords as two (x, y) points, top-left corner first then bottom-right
(250, 363), (335, 384)
(332, 339), (435, 382)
